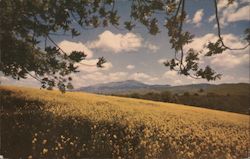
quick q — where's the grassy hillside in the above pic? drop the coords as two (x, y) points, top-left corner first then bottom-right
(0, 86), (249, 159)
(165, 83), (250, 96)
(206, 83), (250, 95)
(120, 83), (250, 114)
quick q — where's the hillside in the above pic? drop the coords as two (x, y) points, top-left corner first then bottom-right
(121, 84), (250, 114)
(0, 86), (249, 159)
(77, 81), (250, 114)
(205, 83), (250, 95)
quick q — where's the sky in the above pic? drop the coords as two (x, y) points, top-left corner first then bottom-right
(1, 0), (250, 88)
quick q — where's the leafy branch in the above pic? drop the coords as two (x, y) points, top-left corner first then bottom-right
(213, 0), (250, 51)
(1, 0), (249, 92)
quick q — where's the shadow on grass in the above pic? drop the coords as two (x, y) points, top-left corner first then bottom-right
(1, 90), (174, 159)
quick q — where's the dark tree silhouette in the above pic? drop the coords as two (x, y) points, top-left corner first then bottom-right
(0, 0), (249, 92)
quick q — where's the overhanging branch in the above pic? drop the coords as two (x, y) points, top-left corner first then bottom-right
(47, 35), (98, 67)
(214, 0), (250, 50)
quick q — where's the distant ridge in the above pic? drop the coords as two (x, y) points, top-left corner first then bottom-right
(76, 80), (170, 94)
(75, 80), (250, 96)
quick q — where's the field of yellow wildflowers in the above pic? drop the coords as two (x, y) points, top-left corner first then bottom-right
(0, 86), (248, 158)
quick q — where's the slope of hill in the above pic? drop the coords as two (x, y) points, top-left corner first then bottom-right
(119, 83), (250, 114)
(205, 83), (250, 95)
(0, 86), (248, 159)
(76, 81), (250, 114)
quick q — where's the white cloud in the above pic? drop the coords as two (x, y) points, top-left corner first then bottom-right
(130, 72), (150, 80)
(219, 34), (247, 49)
(162, 70), (206, 85)
(58, 40), (93, 58)
(185, 33), (247, 53)
(0, 75), (9, 82)
(208, 1), (250, 27)
(163, 70), (188, 85)
(227, 5), (250, 22)
(109, 72), (128, 81)
(216, 75), (249, 84)
(87, 30), (143, 53)
(208, 15), (215, 22)
(219, 1), (239, 27)
(144, 42), (159, 53)
(129, 72), (158, 83)
(77, 59), (113, 73)
(192, 9), (204, 27)
(158, 58), (168, 64)
(217, 0), (230, 10)
(186, 15), (192, 24)
(71, 71), (128, 87)
(88, 30), (159, 53)
(74, 71), (159, 86)
(210, 53), (249, 69)
(126, 65), (135, 70)
(0, 72), (40, 88)
(184, 33), (217, 53)
(163, 70), (178, 77)
(184, 33), (249, 69)
(149, 77), (159, 82)
(102, 62), (113, 70)
(161, 32), (249, 85)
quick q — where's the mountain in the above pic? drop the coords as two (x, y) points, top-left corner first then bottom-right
(76, 80), (250, 96)
(75, 80), (216, 95)
(76, 80), (170, 94)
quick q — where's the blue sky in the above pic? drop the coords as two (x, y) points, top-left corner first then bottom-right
(1, 0), (249, 88)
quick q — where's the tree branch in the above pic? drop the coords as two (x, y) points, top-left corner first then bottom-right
(214, 0), (249, 50)
(47, 35), (67, 54)
(112, 0), (116, 12)
(179, 0), (185, 67)
(69, 12), (95, 30)
(47, 35), (98, 67)
(23, 68), (43, 83)
(175, 0), (183, 18)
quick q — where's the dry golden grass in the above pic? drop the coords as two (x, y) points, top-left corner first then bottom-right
(0, 85), (249, 159)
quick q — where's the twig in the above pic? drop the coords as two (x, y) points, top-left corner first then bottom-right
(214, 0), (249, 50)
(179, 0), (185, 67)
(111, 0), (116, 12)
(175, 0), (183, 18)
(47, 35), (97, 67)
(24, 68), (43, 83)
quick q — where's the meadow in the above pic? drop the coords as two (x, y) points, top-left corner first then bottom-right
(0, 86), (249, 159)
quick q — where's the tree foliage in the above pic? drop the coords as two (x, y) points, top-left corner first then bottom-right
(0, 0), (249, 92)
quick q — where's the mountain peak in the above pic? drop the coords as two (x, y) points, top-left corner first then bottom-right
(99, 80), (147, 88)
(76, 80), (153, 94)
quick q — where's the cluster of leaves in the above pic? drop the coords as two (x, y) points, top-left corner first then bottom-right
(1, 0), (249, 91)
(127, 0), (249, 81)
(163, 0), (221, 80)
(0, 31), (88, 92)
(0, 0), (117, 92)
(127, 0), (167, 34)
